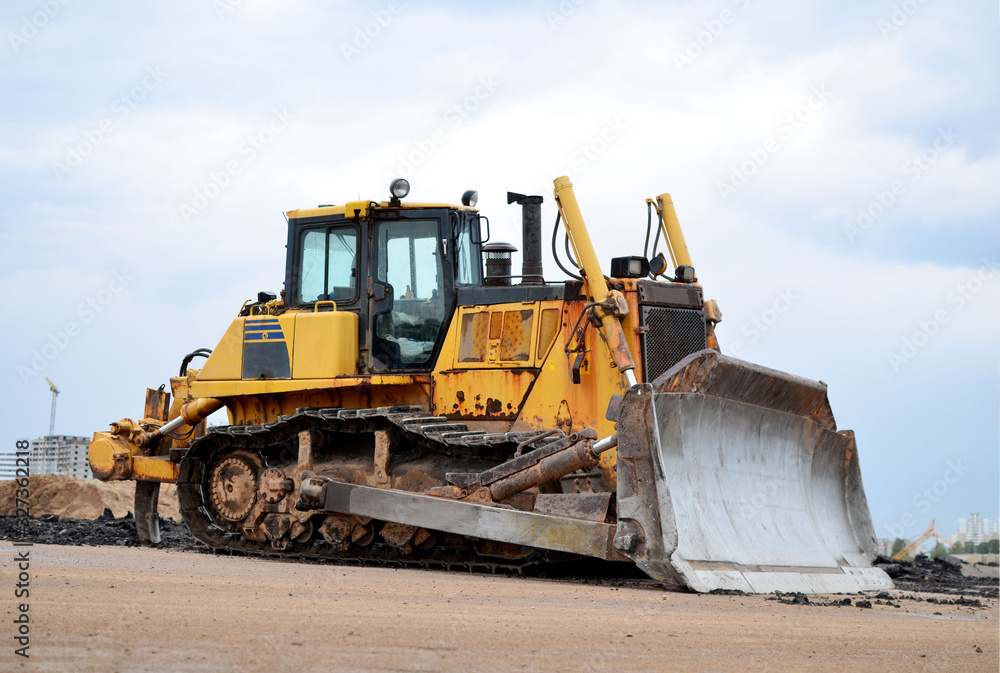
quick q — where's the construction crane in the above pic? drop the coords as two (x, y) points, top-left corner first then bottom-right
(45, 377), (59, 437)
(892, 519), (950, 560)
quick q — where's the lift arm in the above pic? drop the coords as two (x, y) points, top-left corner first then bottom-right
(552, 176), (637, 388)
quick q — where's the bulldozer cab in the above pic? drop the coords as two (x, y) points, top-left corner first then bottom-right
(284, 202), (483, 372)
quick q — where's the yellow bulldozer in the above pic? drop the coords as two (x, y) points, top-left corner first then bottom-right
(88, 176), (892, 593)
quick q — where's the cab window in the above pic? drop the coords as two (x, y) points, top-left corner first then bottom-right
(298, 226), (358, 304)
(454, 215), (481, 285)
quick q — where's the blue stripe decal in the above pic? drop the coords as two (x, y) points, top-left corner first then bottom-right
(246, 319), (280, 324)
(245, 325), (283, 332)
(245, 332), (285, 342)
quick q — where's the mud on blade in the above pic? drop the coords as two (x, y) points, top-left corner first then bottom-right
(615, 350), (894, 594)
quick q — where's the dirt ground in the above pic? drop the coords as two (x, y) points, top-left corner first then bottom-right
(0, 543), (995, 673)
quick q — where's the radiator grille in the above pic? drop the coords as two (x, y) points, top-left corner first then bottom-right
(640, 306), (707, 383)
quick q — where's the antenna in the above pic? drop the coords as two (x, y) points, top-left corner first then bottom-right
(45, 378), (59, 436)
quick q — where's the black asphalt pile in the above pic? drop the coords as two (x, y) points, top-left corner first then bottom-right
(875, 555), (999, 599)
(767, 592), (888, 608)
(0, 510), (199, 550)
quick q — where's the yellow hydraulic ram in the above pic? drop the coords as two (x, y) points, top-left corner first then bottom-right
(89, 397), (223, 483)
(654, 193), (693, 269)
(552, 176), (637, 388)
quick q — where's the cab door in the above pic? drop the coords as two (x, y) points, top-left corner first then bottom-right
(369, 211), (455, 371)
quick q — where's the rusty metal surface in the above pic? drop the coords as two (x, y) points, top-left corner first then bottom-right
(613, 386), (685, 591)
(134, 481), (161, 545)
(143, 387), (170, 424)
(533, 493), (611, 523)
(489, 437), (602, 502)
(433, 368), (539, 421)
(654, 349), (837, 431)
(312, 478), (623, 561)
(474, 430), (586, 485)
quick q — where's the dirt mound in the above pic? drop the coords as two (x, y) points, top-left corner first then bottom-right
(0, 475), (179, 520)
(875, 555), (999, 599)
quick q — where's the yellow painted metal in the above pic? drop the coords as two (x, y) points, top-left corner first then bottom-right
(197, 318), (245, 380)
(286, 203), (479, 221)
(552, 176), (636, 381)
(292, 310), (359, 379)
(88, 432), (179, 483)
(553, 177), (610, 304)
(130, 456), (181, 482)
(179, 397), (224, 425)
(225, 380), (431, 427)
(343, 200), (371, 219)
(286, 205), (347, 219)
(191, 374), (430, 398)
(656, 193), (693, 269)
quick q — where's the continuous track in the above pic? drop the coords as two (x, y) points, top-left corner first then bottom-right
(177, 406), (570, 574)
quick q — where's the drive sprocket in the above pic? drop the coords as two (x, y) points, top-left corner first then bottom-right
(207, 452), (259, 522)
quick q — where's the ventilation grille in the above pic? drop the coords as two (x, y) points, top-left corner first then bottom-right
(640, 306), (707, 383)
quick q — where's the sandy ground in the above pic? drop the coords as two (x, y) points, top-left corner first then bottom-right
(0, 543), (996, 673)
(0, 476), (180, 520)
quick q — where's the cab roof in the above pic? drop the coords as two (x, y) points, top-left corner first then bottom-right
(286, 201), (479, 220)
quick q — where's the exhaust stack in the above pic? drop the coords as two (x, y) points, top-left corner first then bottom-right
(507, 192), (544, 285)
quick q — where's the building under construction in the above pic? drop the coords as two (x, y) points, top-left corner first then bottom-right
(29, 435), (93, 479)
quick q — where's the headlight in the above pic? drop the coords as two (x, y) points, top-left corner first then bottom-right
(390, 178), (410, 199)
(610, 256), (650, 279)
(462, 190), (478, 207)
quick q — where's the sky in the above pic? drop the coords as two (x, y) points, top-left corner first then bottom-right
(0, 0), (997, 550)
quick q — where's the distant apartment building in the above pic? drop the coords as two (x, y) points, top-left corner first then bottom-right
(0, 452), (20, 481)
(25, 435), (93, 480)
(954, 513), (1000, 545)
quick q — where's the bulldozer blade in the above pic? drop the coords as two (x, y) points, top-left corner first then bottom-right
(615, 349), (893, 594)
